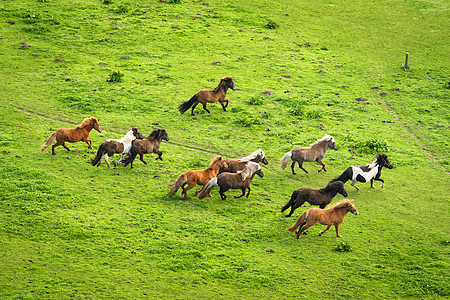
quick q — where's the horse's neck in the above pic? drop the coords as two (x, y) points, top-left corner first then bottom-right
(122, 133), (135, 144)
(312, 142), (328, 153)
(333, 207), (349, 220)
(82, 124), (94, 135)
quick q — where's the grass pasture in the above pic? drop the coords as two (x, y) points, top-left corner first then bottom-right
(0, 0), (449, 298)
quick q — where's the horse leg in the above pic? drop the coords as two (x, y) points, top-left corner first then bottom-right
(298, 161), (309, 174)
(104, 155), (111, 168)
(286, 199), (305, 217)
(139, 154), (147, 165)
(290, 162), (297, 175)
(319, 225), (332, 236)
(317, 159), (326, 173)
(62, 142), (71, 152)
(115, 154), (125, 167)
(223, 99), (229, 108)
(51, 141), (64, 155)
(351, 180), (360, 190)
(234, 188), (246, 199)
(191, 102), (199, 116)
(334, 224), (342, 237)
(85, 139), (93, 149)
(202, 103), (211, 114)
(220, 100), (227, 112)
(219, 191), (227, 200)
(296, 222), (312, 239)
(155, 151), (163, 160)
(245, 187), (251, 198)
(372, 177), (385, 188)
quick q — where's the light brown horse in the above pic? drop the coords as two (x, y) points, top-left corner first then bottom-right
(170, 156), (228, 199)
(286, 199), (358, 239)
(40, 117), (102, 155)
(280, 134), (338, 174)
(178, 77), (236, 116)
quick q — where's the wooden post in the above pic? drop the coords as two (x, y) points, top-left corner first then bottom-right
(404, 52), (409, 71)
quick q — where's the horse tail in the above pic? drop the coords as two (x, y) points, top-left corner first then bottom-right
(178, 95), (198, 114)
(280, 151), (292, 169)
(198, 177), (217, 200)
(170, 173), (187, 195)
(286, 211), (309, 232)
(281, 190), (299, 212)
(91, 143), (106, 166)
(330, 167), (352, 183)
(122, 148), (136, 167)
(40, 131), (57, 152)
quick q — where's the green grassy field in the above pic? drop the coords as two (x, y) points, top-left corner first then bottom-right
(0, 0), (449, 298)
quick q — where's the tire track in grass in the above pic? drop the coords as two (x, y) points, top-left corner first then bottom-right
(382, 101), (442, 168)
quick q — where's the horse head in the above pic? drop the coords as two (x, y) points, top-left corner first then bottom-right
(328, 136), (338, 150)
(131, 127), (144, 140)
(258, 149), (269, 165)
(158, 128), (169, 142)
(337, 181), (348, 197)
(222, 77), (237, 91)
(347, 200), (359, 215)
(92, 118), (102, 133)
(377, 154), (393, 169)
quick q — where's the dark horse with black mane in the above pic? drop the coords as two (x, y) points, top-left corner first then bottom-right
(281, 181), (348, 217)
(178, 77), (236, 116)
(330, 153), (393, 190)
(122, 128), (169, 168)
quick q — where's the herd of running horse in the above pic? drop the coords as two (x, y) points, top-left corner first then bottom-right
(40, 77), (393, 239)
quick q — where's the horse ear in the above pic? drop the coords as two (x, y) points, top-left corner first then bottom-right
(350, 200), (354, 203)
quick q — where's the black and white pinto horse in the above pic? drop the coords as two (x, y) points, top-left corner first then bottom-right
(330, 154), (393, 190)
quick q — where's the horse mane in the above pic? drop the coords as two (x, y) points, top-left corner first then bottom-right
(147, 128), (162, 140)
(321, 181), (343, 192)
(76, 117), (96, 129)
(329, 199), (353, 211)
(310, 134), (334, 147)
(214, 77), (232, 92)
(208, 156), (223, 168)
(237, 162), (260, 181)
(239, 149), (265, 163)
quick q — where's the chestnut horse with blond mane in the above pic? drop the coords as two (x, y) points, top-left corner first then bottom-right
(286, 199), (358, 239)
(280, 134), (338, 174)
(170, 156), (228, 199)
(178, 77), (236, 116)
(40, 117), (102, 155)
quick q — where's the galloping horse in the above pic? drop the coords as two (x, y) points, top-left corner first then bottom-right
(286, 199), (358, 238)
(170, 156), (228, 199)
(198, 161), (264, 200)
(40, 117), (102, 155)
(91, 127), (144, 168)
(280, 134), (338, 174)
(330, 153), (393, 190)
(281, 181), (348, 217)
(122, 128), (169, 168)
(178, 77), (236, 116)
(221, 149), (269, 174)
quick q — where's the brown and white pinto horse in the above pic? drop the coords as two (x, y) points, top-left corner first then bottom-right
(286, 199), (358, 239)
(170, 156), (228, 199)
(40, 117), (102, 155)
(178, 77), (236, 116)
(91, 127), (143, 168)
(220, 149), (269, 174)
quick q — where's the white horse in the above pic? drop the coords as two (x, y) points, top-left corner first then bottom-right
(91, 127), (144, 168)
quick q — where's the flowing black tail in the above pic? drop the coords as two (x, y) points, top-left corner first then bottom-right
(178, 95), (198, 114)
(281, 190), (299, 212)
(91, 143), (106, 166)
(329, 167), (352, 183)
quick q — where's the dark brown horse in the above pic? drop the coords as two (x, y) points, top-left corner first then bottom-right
(221, 149), (269, 174)
(281, 181), (348, 217)
(122, 128), (169, 168)
(40, 117), (102, 155)
(286, 199), (358, 238)
(280, 134), (338, 174)
(198, 162), (264, 200)
(178, 77), (236, 116)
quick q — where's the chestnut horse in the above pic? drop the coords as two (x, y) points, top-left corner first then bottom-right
(281, 181), (348, 217)
(330, 154), (393, 190)
(286, 199), (358, 239)
(221, 149), (269, 174)
(280, 134), (338, 174)
(122, 128), (169, 168)
(198, 161), (264, 200)
(178, 77), (236, 116)
(40, 117), (102, 155)
(170, 156), (228, 199)
(91, 127), (144, 168)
